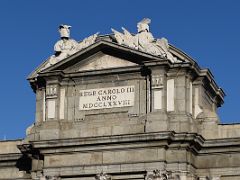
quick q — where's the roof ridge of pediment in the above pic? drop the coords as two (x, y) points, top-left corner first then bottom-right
(28, 39), (174, 80)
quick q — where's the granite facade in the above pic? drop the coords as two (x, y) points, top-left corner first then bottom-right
(0, 35), (240, 180)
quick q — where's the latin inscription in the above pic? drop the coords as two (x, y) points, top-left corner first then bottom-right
(79, 86), (135, 110)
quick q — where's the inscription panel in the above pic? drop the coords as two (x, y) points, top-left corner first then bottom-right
(79, 86), (135, 111)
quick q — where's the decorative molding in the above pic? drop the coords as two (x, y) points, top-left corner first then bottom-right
(40, 175), (61, 180)
(46, 85), (58, 98)
(95, 172), (111, 180)
(145, 169), (170, 180)
(152, 75), (164, 88)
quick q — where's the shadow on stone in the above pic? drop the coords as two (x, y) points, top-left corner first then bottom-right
(16, 154), (32, 173)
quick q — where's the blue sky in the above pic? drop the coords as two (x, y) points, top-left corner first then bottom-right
(0, 0), (240, 140)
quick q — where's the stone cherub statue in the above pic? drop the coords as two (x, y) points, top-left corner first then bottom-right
(111, 18), (178, 63)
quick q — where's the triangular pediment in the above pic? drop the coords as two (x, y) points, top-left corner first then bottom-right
(27, 33), (196, 81)
(29, 41), (163, 79)
(29, 40), (197, 81)
(65, 52), (138, 73)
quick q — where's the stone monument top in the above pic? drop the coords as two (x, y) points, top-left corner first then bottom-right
(38, 18), (181, 73)
(26, 17), (226, 142)
(2, 17), (240, 180)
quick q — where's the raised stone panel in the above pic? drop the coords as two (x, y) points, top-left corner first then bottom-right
(47, 100), (56, 119)
(153, 90), (162, 110)
(151, 71), (165, 112)
(194, 87), (203, 118)
(76, 79), (143, 117)
(79, 86), (135, 111)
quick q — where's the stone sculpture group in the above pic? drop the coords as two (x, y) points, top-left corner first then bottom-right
(111, 18), (177, 63)
(43, 18), (178, 70)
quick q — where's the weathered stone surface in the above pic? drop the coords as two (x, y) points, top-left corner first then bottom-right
(0, 140), (21, 154)
(1, 19), (240, 180)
